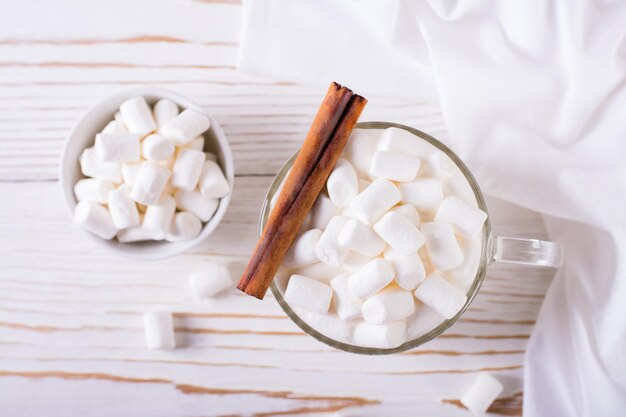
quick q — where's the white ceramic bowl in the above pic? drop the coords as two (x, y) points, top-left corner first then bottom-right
(60, 87), (235, 260)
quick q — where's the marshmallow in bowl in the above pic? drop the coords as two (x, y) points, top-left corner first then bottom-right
(72, 96), (230, 243)
(272, 127), (487, 349)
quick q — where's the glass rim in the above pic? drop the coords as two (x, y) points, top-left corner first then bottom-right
(261, 121), (492, 355)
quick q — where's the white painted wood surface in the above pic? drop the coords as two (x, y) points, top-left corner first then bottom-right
(0, 1), (555, 415)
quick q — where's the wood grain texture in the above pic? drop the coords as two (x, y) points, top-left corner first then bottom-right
(0, 1), (555, 416)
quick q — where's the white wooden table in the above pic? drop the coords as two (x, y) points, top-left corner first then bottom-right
(0, 1), (555, 415)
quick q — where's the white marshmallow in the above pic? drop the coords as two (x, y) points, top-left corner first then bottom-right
(284, 274), (333, 314)
(102, 120), (127, 134)
(316, 216), (350, 267)
(117, 222), (159, 242)
(160, 109), (211, 145)
(292, 263), (343, 284)
(121, 161), (142, 186)
(373, 211), (425, 255)
(390, 204), (420, 225)
(74, 178), (115, 204)
(383, 247), (426, 290)
(141, 134), (175, 161)
(79, 147), (122, 183)
(107, 185), (140, 229)
(143, 312), (175, 350)
(309, 194), (339, 230)
(353, 320), (406, 349)
(361, 287), (415, 325)
(95, 133), (141, 162)
(370, 151), (421, 182)
(130, 162), (171, 205)
(171, 149), (205, 191)
(337, 218), (385, 257)
(398, 179), (444, 214)
(435, 196), (487, 238)
(199, 160), (230, 199)
(295, 308), (353, 342)
(421, 221), (464, 270)
(174, 189), (218, 222)
(153, 99), (179, 129)
(283, 229), (322, 268)
(143, 195), (176, 240)
(349, 178), (401, 224)
(341, 251), (371, 271)
(74, 201), (117, 240)
(342, 128), (380, 177)
(414, 272), (467, 319)
(188, 263), (233, 298)
(348, 258), (395, 300)
(378, 127), (433, 158)
(166, 212), (202, 242)
(183, 136), (205, 151)
(446, 174), (476, 202)
(204, 152), (217, 162)
(120, 97), (157, 136)
(423, 152), (456, 179)
(330, 273), (363, 321)
(460, 373), (504, 415)
(327, 158), (358, 207)
(114, 111), (125, 125)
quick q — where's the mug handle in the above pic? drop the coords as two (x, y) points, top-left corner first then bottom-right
(491, 236), (563, 267)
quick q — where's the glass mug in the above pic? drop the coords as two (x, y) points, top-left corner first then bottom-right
(260, 121), (562, 355)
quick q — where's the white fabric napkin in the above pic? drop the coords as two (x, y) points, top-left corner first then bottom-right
(239, 1), (626, 415)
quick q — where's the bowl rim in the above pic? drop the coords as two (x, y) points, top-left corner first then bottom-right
(60, 86), (235, 261)
(263, 121), (492, 354)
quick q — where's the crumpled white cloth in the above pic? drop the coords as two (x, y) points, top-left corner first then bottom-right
(238, 1), (626, 415)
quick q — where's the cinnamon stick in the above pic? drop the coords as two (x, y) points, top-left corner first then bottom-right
(237, 82), (367, 299)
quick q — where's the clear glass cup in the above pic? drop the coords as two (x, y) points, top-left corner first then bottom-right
(260, 121), (562, 355)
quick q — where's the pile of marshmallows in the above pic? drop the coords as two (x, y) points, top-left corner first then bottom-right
(74, 96), (230, 242)
(280, 127), (488, 349)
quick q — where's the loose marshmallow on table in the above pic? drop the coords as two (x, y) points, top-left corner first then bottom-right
(326, 158), (358, 207)
(284, 274), (333, 314)
(383, 247), (426, 290)
(330, 273), (363, 321)
(130, 161), (171, 205)
(188, 263), (232, 298)
(348, 258), (395, 300)
(390, 203), (420, 226)
(174, 189), (218, 222)
(316, 215), (350, 267)
(74, 178), (114, 204)
(308, 194), (339, 230)
(153, 99), (179, 129)
(337, 218), (386, 257)
(166, 212), (202, 241)
(184, 136), (205, 151)
(374, 211), (425, 255)
(95, 133), (141, 163)
(398, 179), (444, 214)
(102, 120), (127, 134)
(199, 160), (230, 199)
(283, 229), (322, 268)
(349, 178), (401, 224)
(171, 149), (205, 191)
(143, 312), (176, 350)
(378, 127), (432, 158)
(160, 109), (211, 145)
(370, 151), (421, 182)
(74, 200), (117, 240)
(80, 147), (122, 183)
(141, 134), (175, 161)
(143, 195), (176, 240)
(414, 272), (467, 319)
(108, 185), (140, 229)
(121, 161), (142, 186)
(119, 97), (157, 136)
(361, 286), (415, 325)
(421, 221), (464, 270)
(353, 320), (406, 349)
(436, 196), (487, 238)
(460, 373), (504, 415)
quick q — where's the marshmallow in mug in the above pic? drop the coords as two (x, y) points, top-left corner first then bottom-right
(73, 96), (230, 242)
(273, 127), (488, 349)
